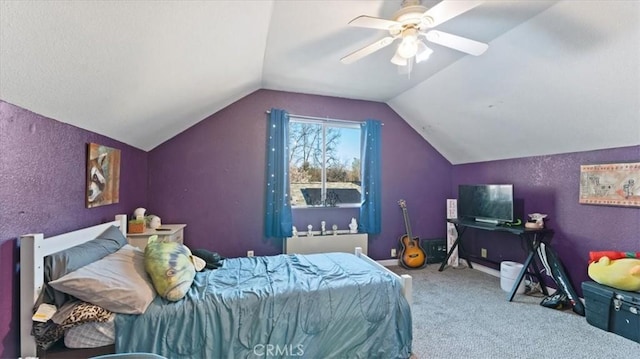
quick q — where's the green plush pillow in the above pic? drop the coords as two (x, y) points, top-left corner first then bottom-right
(144, 237), (204, 301)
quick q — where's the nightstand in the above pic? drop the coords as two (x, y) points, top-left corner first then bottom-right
(127, 224), (186, 250)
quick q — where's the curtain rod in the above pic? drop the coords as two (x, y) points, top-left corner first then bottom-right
(265, 110), (368, 125)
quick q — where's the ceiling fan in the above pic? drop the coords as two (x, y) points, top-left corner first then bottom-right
(340, 0), (488, 69)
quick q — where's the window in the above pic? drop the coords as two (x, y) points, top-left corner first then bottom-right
(288, 118), (361, 208)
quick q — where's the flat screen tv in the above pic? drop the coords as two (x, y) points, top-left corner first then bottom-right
(458, 184), (514, 224)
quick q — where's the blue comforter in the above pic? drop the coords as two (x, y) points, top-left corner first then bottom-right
(115, 252), (412, 358)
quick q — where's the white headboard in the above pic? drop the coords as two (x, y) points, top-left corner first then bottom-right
(19, 214), (127, 358)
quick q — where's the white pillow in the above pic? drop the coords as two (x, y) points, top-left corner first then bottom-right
(49, 244), (156, 314)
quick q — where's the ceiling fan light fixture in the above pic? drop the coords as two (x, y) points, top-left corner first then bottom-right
(397, 28), (419, 59)
(415, 41), (433, 63)
(391, 51), (408, 66)
(397, 40), (418, 59)
(342, 0), (490, 69)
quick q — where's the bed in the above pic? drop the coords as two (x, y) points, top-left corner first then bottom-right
(20, 215), (413, 358)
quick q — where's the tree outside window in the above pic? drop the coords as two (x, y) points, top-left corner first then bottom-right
(288, 119), (361, 207)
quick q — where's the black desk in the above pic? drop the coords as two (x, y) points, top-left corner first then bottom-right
(440, 219), (554, 302)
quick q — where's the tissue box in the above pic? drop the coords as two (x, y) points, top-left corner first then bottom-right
(128, 220), (145, 234)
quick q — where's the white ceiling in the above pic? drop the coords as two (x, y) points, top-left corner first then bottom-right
(1, 0), (638, 164)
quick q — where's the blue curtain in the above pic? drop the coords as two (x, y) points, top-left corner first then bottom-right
(264, 108), (293, 238)
(359, 119), (382, 234)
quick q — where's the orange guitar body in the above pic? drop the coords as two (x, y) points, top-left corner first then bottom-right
(399, 234), (426, 269)
(398, 199), (427, 269)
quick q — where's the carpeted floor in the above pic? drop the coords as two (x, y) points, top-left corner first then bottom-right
(390, 263), (639, 358)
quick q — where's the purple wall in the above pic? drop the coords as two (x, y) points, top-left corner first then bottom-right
(0, 101), (148, 358)
(147, 89), (453, 260)
(452, 146), (640, 295)
(2, 91), (635, 358)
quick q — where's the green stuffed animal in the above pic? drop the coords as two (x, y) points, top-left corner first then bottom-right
(588, 255), (640, 292)
(144, 235), (205, 301)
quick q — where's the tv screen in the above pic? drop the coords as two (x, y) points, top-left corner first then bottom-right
(458, 184), (514, 224)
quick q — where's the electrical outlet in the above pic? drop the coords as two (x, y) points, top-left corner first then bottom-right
(481, 248), (487, 258)
(247, 250), (254, 257)
(391, 248), (397, 257)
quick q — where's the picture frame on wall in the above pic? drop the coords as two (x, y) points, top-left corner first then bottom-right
(579, 162), (639, 207)
(86, 143), (121, 208)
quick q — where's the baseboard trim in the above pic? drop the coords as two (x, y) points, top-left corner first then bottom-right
(471, 262), (501, 277)
(376, 259), (499, 273)
(377, 259), (398, 267)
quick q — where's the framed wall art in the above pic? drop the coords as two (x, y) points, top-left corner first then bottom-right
(86, 143), (121, 208)
(579, 162), (639, 207)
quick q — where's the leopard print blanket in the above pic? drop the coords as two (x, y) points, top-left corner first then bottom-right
(33, 301), (113, 350)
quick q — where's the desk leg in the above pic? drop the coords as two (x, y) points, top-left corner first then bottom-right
(507, 250), (534, 301)
(529, 256), (549, 296)
(528, 234), (549, 296)
(507, 232), (550, 301)
(439, 226), (472, 271)
(438, 239), (459, 271)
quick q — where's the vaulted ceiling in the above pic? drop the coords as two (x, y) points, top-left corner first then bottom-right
(1, 1), (638, 164)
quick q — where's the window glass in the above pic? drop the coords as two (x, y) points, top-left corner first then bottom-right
(289, 119), (361, 207)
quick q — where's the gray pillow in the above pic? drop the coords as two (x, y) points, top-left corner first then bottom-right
(48, 245), (156, 314)
(44, 225), (127, 307)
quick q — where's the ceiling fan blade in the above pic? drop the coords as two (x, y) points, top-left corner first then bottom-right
(340, 36), (396, 64)
(422, 0), (484, 28)
(425, 30), (488, 56)
(348, 15), (401, 30)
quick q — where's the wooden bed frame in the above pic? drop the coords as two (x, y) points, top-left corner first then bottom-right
(20, 215), (412, 358)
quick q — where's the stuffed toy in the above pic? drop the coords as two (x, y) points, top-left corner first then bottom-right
(144, 235), (206, 301)
(525, 213), (547, 229)
(589, 251), (640, 262)
(588, 251), (640, 292)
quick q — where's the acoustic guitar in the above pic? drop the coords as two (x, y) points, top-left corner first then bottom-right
(398, 199), (427, 269)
